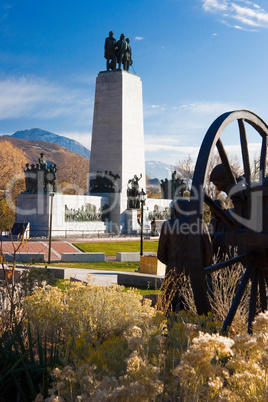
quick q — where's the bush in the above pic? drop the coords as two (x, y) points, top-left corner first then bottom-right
(23, 283), (155, 353)
(174, 312), (268, 401)
(3, 269), (268, 401)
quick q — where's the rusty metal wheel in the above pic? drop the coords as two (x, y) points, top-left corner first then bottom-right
(188, 110), (268, 333)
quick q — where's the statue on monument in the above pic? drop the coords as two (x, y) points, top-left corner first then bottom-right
(104, 31), (117, 71)
(89, 170), (120, 193)
(24, 153), (57, 193)
(160, 171), (186, 199)
(104, 32), (133, 71)
(127, 173), (142, 209)
(116, 33), (128, 70)
(124, 38), (132, 72)
(38, 152), (47, 169)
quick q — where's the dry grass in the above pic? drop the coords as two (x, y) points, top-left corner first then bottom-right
(157, 263), (252, 334)
(156, 269), (183, 315)
(208, 263), (251, 335)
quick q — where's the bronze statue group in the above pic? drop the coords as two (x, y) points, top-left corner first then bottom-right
(24, 153), (57, 193)
(104, 31), (132, 72)
(157, 164), (236, 313)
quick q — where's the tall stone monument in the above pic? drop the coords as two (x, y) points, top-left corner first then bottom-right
(89, 40), (146, 233)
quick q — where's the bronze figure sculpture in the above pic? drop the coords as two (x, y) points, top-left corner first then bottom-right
(104, 32), (133, 71)
(116, 33), (128, 70)
(24, 153), (57, 193)
(160, 171), (186, 199)
(127, 174), (142, 209)
(104, 31), (117, 71)
(89, 170), (120, 193)
(124, 38), (132, 71)
(157, 199), (213, 311)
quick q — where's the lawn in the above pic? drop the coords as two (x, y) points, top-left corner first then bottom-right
(73, 240), (159, 256)
(48, 261), (139, 272)
(57, 278), (161, 295)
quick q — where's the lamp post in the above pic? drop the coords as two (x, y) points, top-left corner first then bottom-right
(138, 188), (146, 257)
(48, 192), (54, 264)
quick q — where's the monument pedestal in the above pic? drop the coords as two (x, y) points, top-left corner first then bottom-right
(89, 70), (146, 233)
(124, 209), (140, 234)
(16, 193), (109, 237)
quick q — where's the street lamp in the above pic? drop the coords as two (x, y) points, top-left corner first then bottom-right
(138, 188), (146, 256)
(48, 193), (54, 264)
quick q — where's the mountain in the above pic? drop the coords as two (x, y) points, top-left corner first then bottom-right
(145, 160), (177, 180)
(0, 136), (90, 194)
(4, 128), (90, 160)
(4, 128), (179, 182)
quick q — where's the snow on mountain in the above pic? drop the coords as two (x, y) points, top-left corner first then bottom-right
(145, 160), (177, 180)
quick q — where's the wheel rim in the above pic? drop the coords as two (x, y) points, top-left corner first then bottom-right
(188, 110), (268, 330)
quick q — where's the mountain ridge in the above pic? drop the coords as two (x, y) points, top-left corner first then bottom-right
(3, 128), (176, 181)
(4, 128), (91, 160)
(0, 136), (89, 194)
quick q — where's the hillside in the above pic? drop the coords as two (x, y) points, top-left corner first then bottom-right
(3, 128), (178, 181)
(0, 137), (90, 194)
(4, 128), (90, 160)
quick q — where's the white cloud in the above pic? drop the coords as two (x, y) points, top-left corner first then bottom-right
(143, 101), (264, 164)
(202, 0), (228, 12)
(135, 36), (144, 40)
(202, 0), (268, 29)
(59, 131), (92, 151)
(0, 75), (93, 124)
(145, 139), (261, 165)
(144, 100), (239, 130)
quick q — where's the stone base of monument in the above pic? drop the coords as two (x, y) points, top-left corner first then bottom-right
(139, 256), (166, 276)
(124, 209), (140, 234)
(16, 193), (109, 237)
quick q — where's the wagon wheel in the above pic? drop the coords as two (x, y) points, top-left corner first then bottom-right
(188, 110), (268, 333)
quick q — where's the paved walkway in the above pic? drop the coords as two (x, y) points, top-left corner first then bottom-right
(71, 268), (119, 286)
(0, 237), (154, 262)
(1, 240), (83, 261)
(1, 238), (160, 286)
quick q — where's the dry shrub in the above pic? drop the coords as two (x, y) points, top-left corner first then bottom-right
(23, 282), (156, 350)
(208, 263), (251, 335)
(156, 268), (182, 314)
(162, 264), (251, 334)
(174, 312), (268, 401)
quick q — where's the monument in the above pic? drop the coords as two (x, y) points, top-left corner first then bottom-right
(16, 152), (109, 237)
(14, 33), (172, 237)
(160, 171), (186, 199)
(89, 32), (146, 233)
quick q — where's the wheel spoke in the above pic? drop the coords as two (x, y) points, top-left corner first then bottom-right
(204, 251), (252, 275)
(248, 267), (258, 334)
(259, 136), (267, 180)
(238, 119), (251, 185)
(222, 261), (254, 333)
(216, 139), (237, 185)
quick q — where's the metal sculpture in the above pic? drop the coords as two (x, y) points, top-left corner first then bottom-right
(127, 174), (142, 209)
(160, 171), (186, 199)
(24, 153), (57, 193)
(104, 32), (133, 71)
(188, 110), (268, 333)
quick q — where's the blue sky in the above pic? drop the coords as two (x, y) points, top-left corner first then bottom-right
(1, 0), (268, 165)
